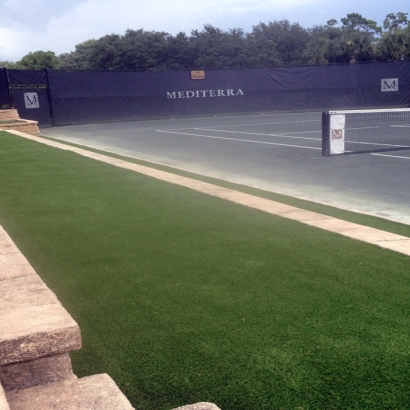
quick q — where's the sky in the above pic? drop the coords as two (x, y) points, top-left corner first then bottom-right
(0, 0), (409, 62)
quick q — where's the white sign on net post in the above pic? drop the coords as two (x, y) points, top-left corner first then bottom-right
(329, 114), (345, 155)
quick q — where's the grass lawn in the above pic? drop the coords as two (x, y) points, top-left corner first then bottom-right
(1, 131), (410, 410)
(40, 134), (410, 239)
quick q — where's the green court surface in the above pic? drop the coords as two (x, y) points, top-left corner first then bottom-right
(1, 131), (410, 410)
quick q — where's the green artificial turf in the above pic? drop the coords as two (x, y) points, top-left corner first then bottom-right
(1, 131), (410, 410)
(40, 134), (410, 239)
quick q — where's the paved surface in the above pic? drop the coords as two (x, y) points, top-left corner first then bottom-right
(7, 130), (410, 257)
(43, 112), (410, 224)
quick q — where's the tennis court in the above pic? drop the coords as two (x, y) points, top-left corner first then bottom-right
(43, 111), (410, 224)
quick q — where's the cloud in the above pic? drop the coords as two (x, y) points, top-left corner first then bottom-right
(0, 0), (85, 28)
(0, 0), (330, 62)
(1, 0), (407, 62)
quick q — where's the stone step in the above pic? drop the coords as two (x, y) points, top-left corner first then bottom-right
(0, 224), (82, 390)
(5, 373), (134, 410)
(0, 383), (10, 410)
(0, 110), (19, 121)
(0, 109), (41, 136)
(0, 122), (41, 137)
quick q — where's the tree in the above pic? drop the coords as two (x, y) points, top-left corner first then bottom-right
(383, 12), (409, 32)
(379, 31), (410, 60)
(59, 30), (172, 71)
(162, 32), (194, 70)
(303, 36), (330, 65)
(116, 29), (171, 71)
(341, 13), (382, 34)
(188, 25), (258, 68)
(378, 12), (410, 60)
(342, 32), (375, 63)
(325, 13), (380, 63)
(250, 20), (309, 66)
(303, 23), (342, 64)
(15, 51), (60, 69)
(59, 39), (99, 70)
(0, 61), (19, 68)
(28, 12), (410, 71)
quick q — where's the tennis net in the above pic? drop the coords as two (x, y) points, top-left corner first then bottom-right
(322, 108), (410, 156)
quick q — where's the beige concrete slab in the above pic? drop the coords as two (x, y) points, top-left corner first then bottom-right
(0, 109), (19, 121)
(0, 227), (21, 255)
(0, 273), (60, 309)
(278, 209), (333, 222)
(304, 219), (410, 256)
(339, 226), (410, 244)
(0, 243), (81, 365)
(0, 353), (76, 391)
(0, 227), (34, 286)
(0, 227), (82, 366)
(5, 130), (410, 257)
(0, 239), (15, 254)
(5, 373), (134, 410)
(0, 253), (37, 281)
(0, 383), (9, 410)
(172, 403), (221, 410)
(241, 198), (296, 215)
(0, 304), (81, 365)
(375, 239), (410, 256)
(303, 218), (368, 233)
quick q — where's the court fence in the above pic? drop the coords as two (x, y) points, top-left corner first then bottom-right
(1, 61), (410, 127)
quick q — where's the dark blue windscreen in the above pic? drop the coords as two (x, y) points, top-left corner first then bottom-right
(5, 61), (410, 126)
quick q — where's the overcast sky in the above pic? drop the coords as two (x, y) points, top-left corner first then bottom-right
(1, 0), (408, 62)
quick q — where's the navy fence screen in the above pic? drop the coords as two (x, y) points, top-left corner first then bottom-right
(6, 69), (52, 126)
(0, 68), (11, 108)
(7, 69), (47, 86)
(47, 69), (270, 124)
(9, 88), (53, 126)
(3, 61), (410, 127)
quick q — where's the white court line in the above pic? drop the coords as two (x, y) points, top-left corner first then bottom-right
(189, 119), (321, 129)
(194, 127), (321, 141)
(155, 130), (320, 150)
(346, 126), (379, 130)
(372, 153), (410, 159)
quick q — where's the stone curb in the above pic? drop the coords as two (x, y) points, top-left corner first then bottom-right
(5, 373), (134, 410)
(0, 226), (82, 369)
(0, 383), (9, 410)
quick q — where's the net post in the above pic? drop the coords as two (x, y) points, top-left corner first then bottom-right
(322, 111), (330, 157)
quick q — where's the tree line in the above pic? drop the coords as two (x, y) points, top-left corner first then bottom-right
(2, 12), (410, 71)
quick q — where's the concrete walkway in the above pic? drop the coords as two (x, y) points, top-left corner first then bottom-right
(5, 130), (410, 257)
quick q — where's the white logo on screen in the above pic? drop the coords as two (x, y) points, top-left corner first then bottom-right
(381, 78), (399, 92)
(24, 92), (40, 109)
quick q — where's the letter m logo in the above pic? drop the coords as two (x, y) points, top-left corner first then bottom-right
(24, 92), (40, 109)
(381, 78), (399, 92)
